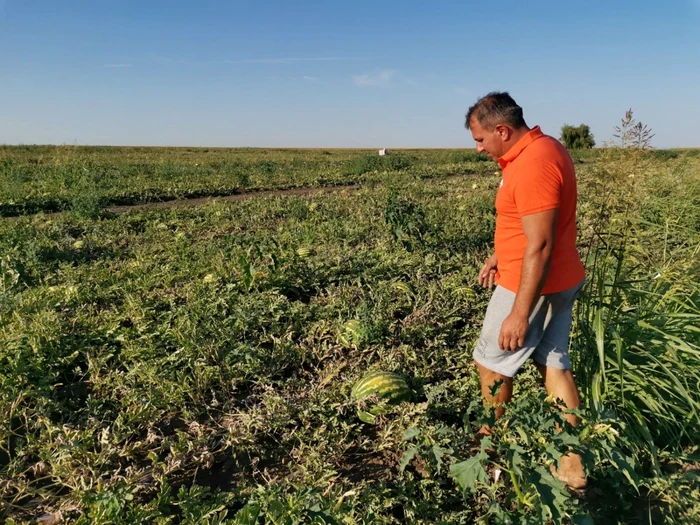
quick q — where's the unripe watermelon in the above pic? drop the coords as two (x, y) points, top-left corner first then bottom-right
(296, 247), (312, 258)
(351, 371), (412, 423)
(339, 319), (363, 347)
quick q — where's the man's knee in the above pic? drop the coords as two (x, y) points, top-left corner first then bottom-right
(476, 362), (513, 399)
(536, 363), (574, 382)
(476, 362), (512, 384)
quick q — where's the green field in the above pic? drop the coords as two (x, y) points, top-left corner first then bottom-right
(0, 146), (499, 217)
(1, 146), (699, 523)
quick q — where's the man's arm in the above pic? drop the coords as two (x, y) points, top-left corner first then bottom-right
(498, 208), (557, 351)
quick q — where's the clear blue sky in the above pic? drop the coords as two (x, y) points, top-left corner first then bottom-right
(1, 0), (699, 148)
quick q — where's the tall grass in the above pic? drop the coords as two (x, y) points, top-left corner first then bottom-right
(572, 233), (699, 454)
(571, 152), (700, 461)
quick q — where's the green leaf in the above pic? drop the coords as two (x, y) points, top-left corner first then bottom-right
(510, 449), (524, 480)
(527, 466), (569, 523)
(478, 436), (493, 460)
(515, 426), (530, 445)
(489, 379), (505, 398)
(267, 499), (286, 520)
(235, 503), (261, 525)
(306, 510), (339, 525)
(591, 371), (604, 413)
(594, 307), (606, 385)
(402, 427), (420, 441)
(573, 514), (596, 525)
(431, 445), (453, 474)
(450, 456), (488, 494)
(357, 409), (376, 424)
(544, 443), (564, 462)
(399, 446), (418, 474)
(553, 431), (580, 448)
(610, 450), (641, 491)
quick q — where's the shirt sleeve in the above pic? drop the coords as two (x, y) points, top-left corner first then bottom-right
(513, 157), (563, 217)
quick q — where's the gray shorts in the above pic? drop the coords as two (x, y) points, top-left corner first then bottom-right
(473, 279), (585, 378)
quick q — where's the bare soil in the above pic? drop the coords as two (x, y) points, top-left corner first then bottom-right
(104, 184), (360, 214)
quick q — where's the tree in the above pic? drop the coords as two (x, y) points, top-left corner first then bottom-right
(560, 124), (596, 149)
(612, 108), (654, 149)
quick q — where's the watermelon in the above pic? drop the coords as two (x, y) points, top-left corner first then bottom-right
(296, 247), (312, 258)
(351, 371), (412, 423)
(339, 319), (363, 347)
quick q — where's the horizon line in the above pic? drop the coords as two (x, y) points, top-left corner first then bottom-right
(1, 143), (697, 150)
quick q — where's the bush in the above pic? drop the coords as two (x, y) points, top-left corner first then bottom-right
(450, 151), (490, 163)
(650, 150), (679, 160)
(560, 124), (596, 149)
(383, 190), (431, 251)
(349, 155), (412, 176)
(386, 155), (412, 171)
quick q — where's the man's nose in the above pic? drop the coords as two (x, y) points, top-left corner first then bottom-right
(476, 144), (484, 154)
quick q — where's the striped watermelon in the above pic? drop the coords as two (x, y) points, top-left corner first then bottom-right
(351, 371), (412, 423)
(340, 319), (363, 347)
(296, 247), (312, 258)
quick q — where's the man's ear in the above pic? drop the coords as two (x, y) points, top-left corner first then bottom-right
(494, 124), (511, 141)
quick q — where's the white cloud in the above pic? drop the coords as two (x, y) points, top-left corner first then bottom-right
(103, 63), (132, 68)
(302, 75), (317, 81)
(353, 69), (396, 87)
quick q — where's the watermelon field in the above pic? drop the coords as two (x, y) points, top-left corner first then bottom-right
(1, 145), (699, 523)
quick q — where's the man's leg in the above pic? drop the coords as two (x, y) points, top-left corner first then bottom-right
(535, 363), (581, 427)
(536, 363), (587, 489)
(477, 362), (513, 419)
(473, 286), (549, 433)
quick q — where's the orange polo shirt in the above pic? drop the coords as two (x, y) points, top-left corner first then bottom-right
(494, 126), (585, 294)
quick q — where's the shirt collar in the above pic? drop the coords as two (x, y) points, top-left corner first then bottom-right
(497, 126), (543, 169)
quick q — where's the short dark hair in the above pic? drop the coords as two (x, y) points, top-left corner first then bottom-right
(465, 92), (527, 131)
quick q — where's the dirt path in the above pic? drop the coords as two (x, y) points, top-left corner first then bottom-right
(4, 172), (479, 219)
(104, 184), (360, 214)
(104, 172), (480, 214)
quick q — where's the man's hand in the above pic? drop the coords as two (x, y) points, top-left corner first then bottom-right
(479, 254), (498, 288)
(498, 312), (529, 351)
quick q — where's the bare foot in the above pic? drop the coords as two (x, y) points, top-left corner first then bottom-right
(551, 453), (587, 489)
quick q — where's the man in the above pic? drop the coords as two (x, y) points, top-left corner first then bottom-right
(465, 92), (587, 489)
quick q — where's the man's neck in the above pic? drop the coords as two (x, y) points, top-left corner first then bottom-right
(510, 125), (531, 145)
(501, 126), (532, 157)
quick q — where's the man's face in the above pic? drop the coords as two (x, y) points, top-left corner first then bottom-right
(469, 118), (506, 160)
